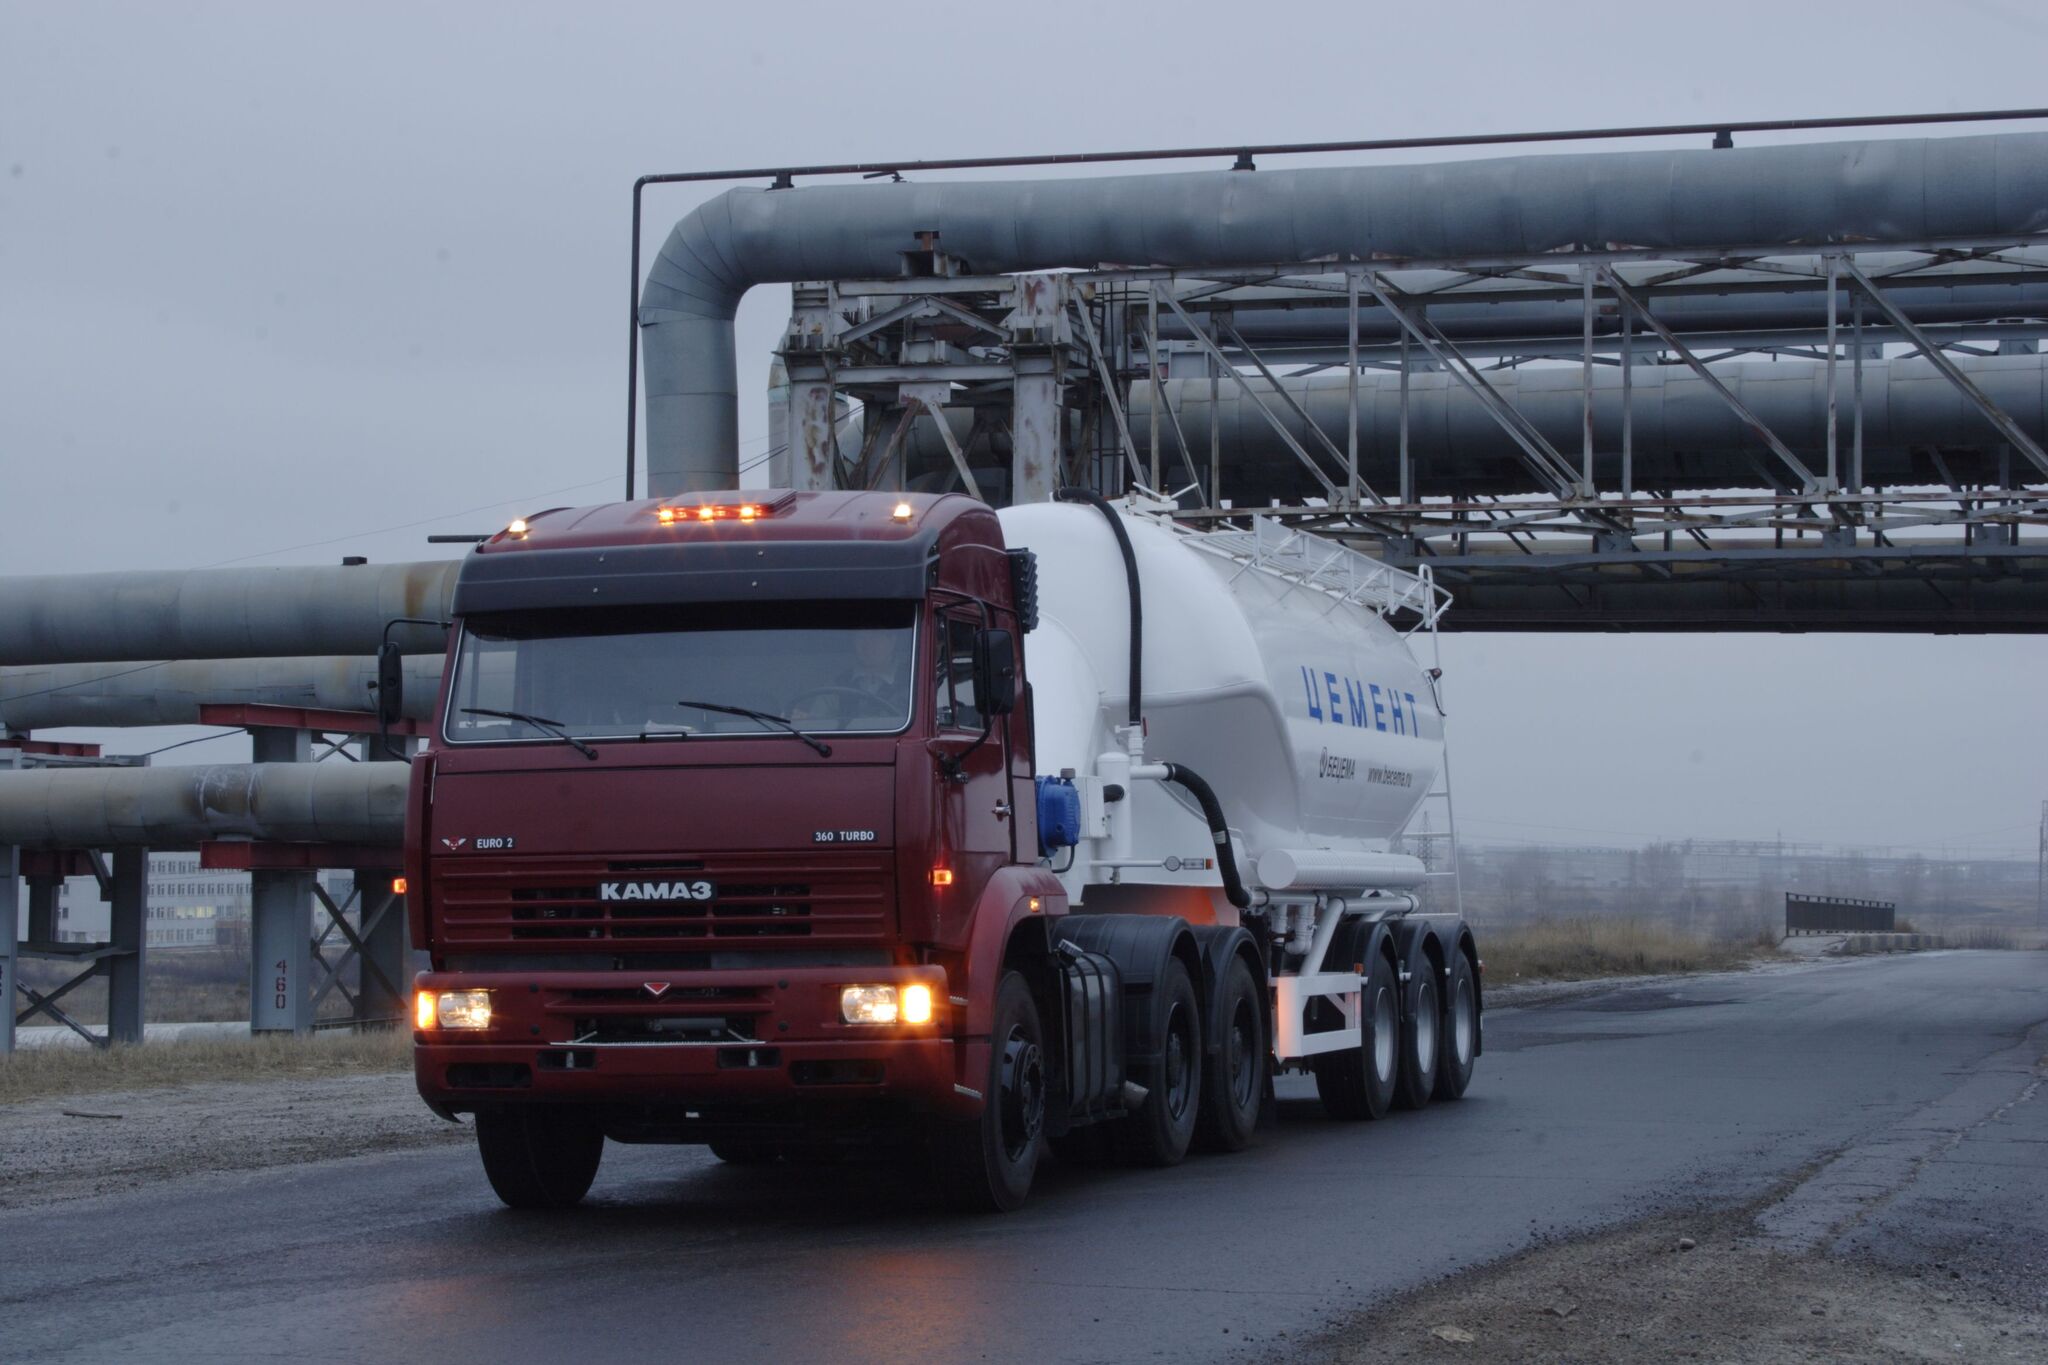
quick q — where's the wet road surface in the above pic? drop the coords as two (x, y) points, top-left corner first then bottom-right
(3, 950), (2042, 1363)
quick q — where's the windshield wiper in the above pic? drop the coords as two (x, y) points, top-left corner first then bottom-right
(676, 699), (832, 757)
(459, 707), (599, 761)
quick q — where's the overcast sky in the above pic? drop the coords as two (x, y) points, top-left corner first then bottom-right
(3, 1), (2044, 857)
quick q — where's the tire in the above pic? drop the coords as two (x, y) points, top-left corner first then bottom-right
(933, 971), (1046, 1212)
(708, 1139), (779, 1165)
(1118, 958), (1202, 1167)
(474, 1107), (605, 1209)
(1393, 962), (1440, 1112)
(1197, 954), (1267, 1152)
(1433, 951), (1479, 1101)
(1314, 949), (1399, 1121)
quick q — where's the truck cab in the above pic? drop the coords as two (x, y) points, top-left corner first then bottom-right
(408, 490), (1068, 1206)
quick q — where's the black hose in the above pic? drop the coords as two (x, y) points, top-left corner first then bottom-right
(1055, 487), (1141, 727)
(1162, 762), (1251, 910)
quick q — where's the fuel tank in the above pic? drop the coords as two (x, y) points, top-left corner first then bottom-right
(997, 501), (1446, 901)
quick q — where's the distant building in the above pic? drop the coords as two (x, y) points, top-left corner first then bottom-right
(43, 856), (352, 951)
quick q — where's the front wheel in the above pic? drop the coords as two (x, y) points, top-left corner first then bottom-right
(933, 971), (1046, 1212)
(474, 1107), (605, 1209)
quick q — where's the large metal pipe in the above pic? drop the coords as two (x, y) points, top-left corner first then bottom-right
(0, 560), (458, 666)
(892, 351), (2048, 498)
(0, 761), (408, 849)
(1125, 352), (2048, 498)
(1167, 269), (2048, 348)
(0, 655), (444, 732)
(644, 132), (2048, 494)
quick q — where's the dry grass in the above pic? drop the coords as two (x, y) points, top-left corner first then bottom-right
(0, 1028), (414, 1107)
(1478, 915), (1775, 983)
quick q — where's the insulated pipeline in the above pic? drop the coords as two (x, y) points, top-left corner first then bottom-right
(0, 761), (409, 849)
(642, 131), (2048, 493)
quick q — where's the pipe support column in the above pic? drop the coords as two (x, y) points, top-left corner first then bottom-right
(248, 728), (312, 1036)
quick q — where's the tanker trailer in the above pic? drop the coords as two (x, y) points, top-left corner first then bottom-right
(999, 492), (1480, 1139)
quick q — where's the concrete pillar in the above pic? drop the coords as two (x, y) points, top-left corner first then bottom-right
(251, 868), (315, 1035)
(105, 847), (146, 1044)
(249, 726), (313, 1035)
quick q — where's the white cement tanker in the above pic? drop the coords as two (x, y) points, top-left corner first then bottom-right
(999, 493), (1471, 1097)
(999, 496), (1451, 911)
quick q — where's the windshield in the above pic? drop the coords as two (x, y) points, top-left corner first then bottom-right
(443, 602), (917, 744)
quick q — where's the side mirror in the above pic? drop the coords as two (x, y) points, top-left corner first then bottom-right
(972, 627), (1016, 716)
(374, 643), (405, 727)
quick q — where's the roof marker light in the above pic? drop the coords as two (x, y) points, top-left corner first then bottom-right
(657, 506), (679, 525)
(892, 501), (914, 521)
(697, 504), (718, 522)
(506, 517), (530, 537)
(737, 503), (759, 521)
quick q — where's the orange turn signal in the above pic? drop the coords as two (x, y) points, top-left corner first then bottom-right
(929, 868), (954, 887)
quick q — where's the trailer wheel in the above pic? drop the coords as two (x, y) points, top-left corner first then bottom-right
(1314, 950), (1398, 1121)
(1433, 952), (1478, 1101)
(934, 971), (1045, 1212)
(474, 1107), (605, 1209)
(1196, 954), (1267, 1151)
(1118, 958), (1202, 1167)
(1393, 967), (1440, 1111)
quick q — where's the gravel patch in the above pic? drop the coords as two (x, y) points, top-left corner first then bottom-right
(0, 1070), (467, 1211)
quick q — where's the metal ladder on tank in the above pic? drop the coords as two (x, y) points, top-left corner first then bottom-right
(1394, 577), (1465, 918)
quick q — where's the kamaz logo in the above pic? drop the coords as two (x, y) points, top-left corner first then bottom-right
(598, 880), (715, 902)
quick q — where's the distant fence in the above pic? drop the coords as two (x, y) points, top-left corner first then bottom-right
(1785, 893), (1896, 935)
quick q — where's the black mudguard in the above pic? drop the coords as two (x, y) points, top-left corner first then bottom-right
(1054, 914), (1198, 1070)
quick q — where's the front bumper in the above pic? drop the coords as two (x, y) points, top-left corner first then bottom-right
(412, 963), (973, 1121)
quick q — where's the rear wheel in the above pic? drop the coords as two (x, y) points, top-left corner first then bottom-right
(1433, 952), (1478, 1101)
(1197, 954), (1267, 1151)
(933, 971), (1045, 1212)
(1119, 958), (1202, 1166)
(1314, 949), (1399, 1121)
(475, 1107), (605, 1209)
(1393, 964), (1440, 1111)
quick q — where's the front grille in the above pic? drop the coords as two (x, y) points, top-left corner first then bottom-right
(435, 852), (892, 954)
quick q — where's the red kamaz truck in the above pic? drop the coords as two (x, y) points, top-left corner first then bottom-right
(402, 487), (1479, 1211)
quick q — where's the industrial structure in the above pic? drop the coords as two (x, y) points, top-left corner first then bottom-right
(4, 110), (2047, 1048)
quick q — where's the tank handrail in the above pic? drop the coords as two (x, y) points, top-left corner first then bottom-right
(1174, 515), (1451, 627)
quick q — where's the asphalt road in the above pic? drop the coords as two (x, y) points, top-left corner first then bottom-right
(5, 950), (2043, 1364)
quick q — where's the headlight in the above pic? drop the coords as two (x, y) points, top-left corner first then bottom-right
(839, 983), (936, 1026)
(840, 984), (898, 1025)
(416, 989), (492, 1030)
